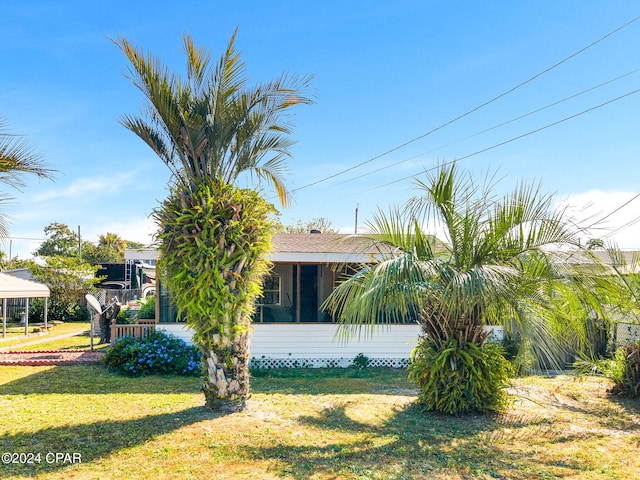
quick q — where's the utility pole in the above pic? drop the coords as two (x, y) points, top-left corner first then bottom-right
(355, 204), (359, 234)
(78, 225), (82, 257)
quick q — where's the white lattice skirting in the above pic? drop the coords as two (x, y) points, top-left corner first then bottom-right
(249, 356), (410, 369)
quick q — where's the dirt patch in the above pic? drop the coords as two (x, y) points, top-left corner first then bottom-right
(0, 350), (104, 366)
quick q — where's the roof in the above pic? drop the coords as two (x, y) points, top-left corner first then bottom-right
(271, 233), (382, 263)
(0, 272), (50, 299)
(561, 249), (640, 275)
(136, 233), (444, 264)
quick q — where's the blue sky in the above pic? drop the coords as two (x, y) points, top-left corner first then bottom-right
(2, 1), (640, 258)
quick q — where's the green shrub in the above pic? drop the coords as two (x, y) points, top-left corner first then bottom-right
(137, 296), (155, 319)
(29, 298), (90, 323)
(352, 353), (370, 369)
(408, 338), (512, 414)
(116, 307), (136, 324)
(617, 341), (640, 397)
(104, 331), (201, 377)
(575, 340), (640, 398)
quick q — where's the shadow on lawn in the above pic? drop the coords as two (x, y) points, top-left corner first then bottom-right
(241, 401), (615, 480)
(0, 365), (201, 395)
(250, 367), (416, 396)
(0, 406), (220, 478)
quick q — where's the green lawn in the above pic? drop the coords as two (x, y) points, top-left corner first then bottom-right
(0, 366), (638, 479)
(0, 322), (91, 350)
(7, 333), (109, 352)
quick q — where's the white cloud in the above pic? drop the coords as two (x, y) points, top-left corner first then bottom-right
(556, 190), (640, 249)
(32, 173), (137, 203)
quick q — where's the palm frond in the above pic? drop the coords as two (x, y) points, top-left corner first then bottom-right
(0, 117), (54, 190)
(115, 32), (312, 206)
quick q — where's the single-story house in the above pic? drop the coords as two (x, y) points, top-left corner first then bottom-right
(136, 233), (436, 368)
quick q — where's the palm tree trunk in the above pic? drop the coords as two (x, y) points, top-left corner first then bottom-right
(201, 329), (251, 411)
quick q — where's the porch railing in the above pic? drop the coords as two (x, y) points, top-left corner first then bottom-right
(110, 319), (156, 341)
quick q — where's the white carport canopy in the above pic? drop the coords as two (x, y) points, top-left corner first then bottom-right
(0, 272), (50, 338)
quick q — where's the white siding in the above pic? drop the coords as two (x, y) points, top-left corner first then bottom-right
(158, 323), (420, 358)
(250, 323), (420, 358)
(158, 323), (504, 368)
(158, 323), (194, 344)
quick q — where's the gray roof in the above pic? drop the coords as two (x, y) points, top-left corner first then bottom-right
(272, 233), (380, 254)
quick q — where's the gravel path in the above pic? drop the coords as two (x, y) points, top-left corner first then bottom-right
(0, 329), (104, 365)
(0, 349), (104, 366)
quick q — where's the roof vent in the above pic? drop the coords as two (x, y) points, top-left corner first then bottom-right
(309, 229), (321, 234)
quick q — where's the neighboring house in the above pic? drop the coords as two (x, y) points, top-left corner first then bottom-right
(142, 233), (428, 367)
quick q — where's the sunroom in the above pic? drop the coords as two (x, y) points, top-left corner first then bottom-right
(144, 233), (421, 367)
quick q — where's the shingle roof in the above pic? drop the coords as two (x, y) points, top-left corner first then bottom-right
(271, 233), (380, 254)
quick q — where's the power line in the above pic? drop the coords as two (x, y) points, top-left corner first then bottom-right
(584, 192), (640, 230)
(332, 69), (640, 188)
(353, 87), (640, 195)
(290, 14), (640, 195)
(3, 236), (45, 241)
(604, 214), (640, 238)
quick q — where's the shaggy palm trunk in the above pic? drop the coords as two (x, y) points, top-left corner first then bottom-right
(420, 301), (489, 348)
(201, 329), (251, 409)
(155, 179), (275, 411)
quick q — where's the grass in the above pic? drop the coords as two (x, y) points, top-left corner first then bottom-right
(9, 334), (110, 352)
(0, 322), (91, 350)
(1, 366), (639, 479)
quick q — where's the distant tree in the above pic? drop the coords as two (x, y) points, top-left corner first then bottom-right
(29, 255), (100, 322)
(34, 222), (78, 257)
(586, 238), (605, 250)
(125, 240), (146, 249)
(0, 256), (33, 271)
(81, 242), (123, 264)
(276, 216), (338, 234)
(0, 116), (54, 239)
(98, 232), (127, 257)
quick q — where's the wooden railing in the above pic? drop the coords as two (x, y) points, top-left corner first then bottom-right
(110, 319), (156, 341)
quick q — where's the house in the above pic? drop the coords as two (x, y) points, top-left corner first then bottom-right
(139, 233), (426, 368)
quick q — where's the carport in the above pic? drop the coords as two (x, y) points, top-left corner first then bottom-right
(0, 271), (50, 338)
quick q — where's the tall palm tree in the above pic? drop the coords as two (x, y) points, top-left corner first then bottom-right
(324, 163), (616, 413)
(0, 116), (54, 238)
(115, 32), (312, 410)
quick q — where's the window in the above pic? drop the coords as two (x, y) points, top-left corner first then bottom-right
(258, 274), (281, 306)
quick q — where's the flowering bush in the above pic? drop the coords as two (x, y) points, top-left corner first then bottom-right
(104, 331), (201, 377)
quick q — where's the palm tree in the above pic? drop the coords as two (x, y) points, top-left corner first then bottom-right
(115, 32), (312, 410)
(98, 232), (126, 258)
(0, 116), (54, 238)
(323, 163), (616, 413)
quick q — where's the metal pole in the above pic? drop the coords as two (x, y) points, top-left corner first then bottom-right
(44, 297), (48, 331)
(24, 298), (29, 337)
(2, 300), (6, 339)
(90, 311), (95, 351)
